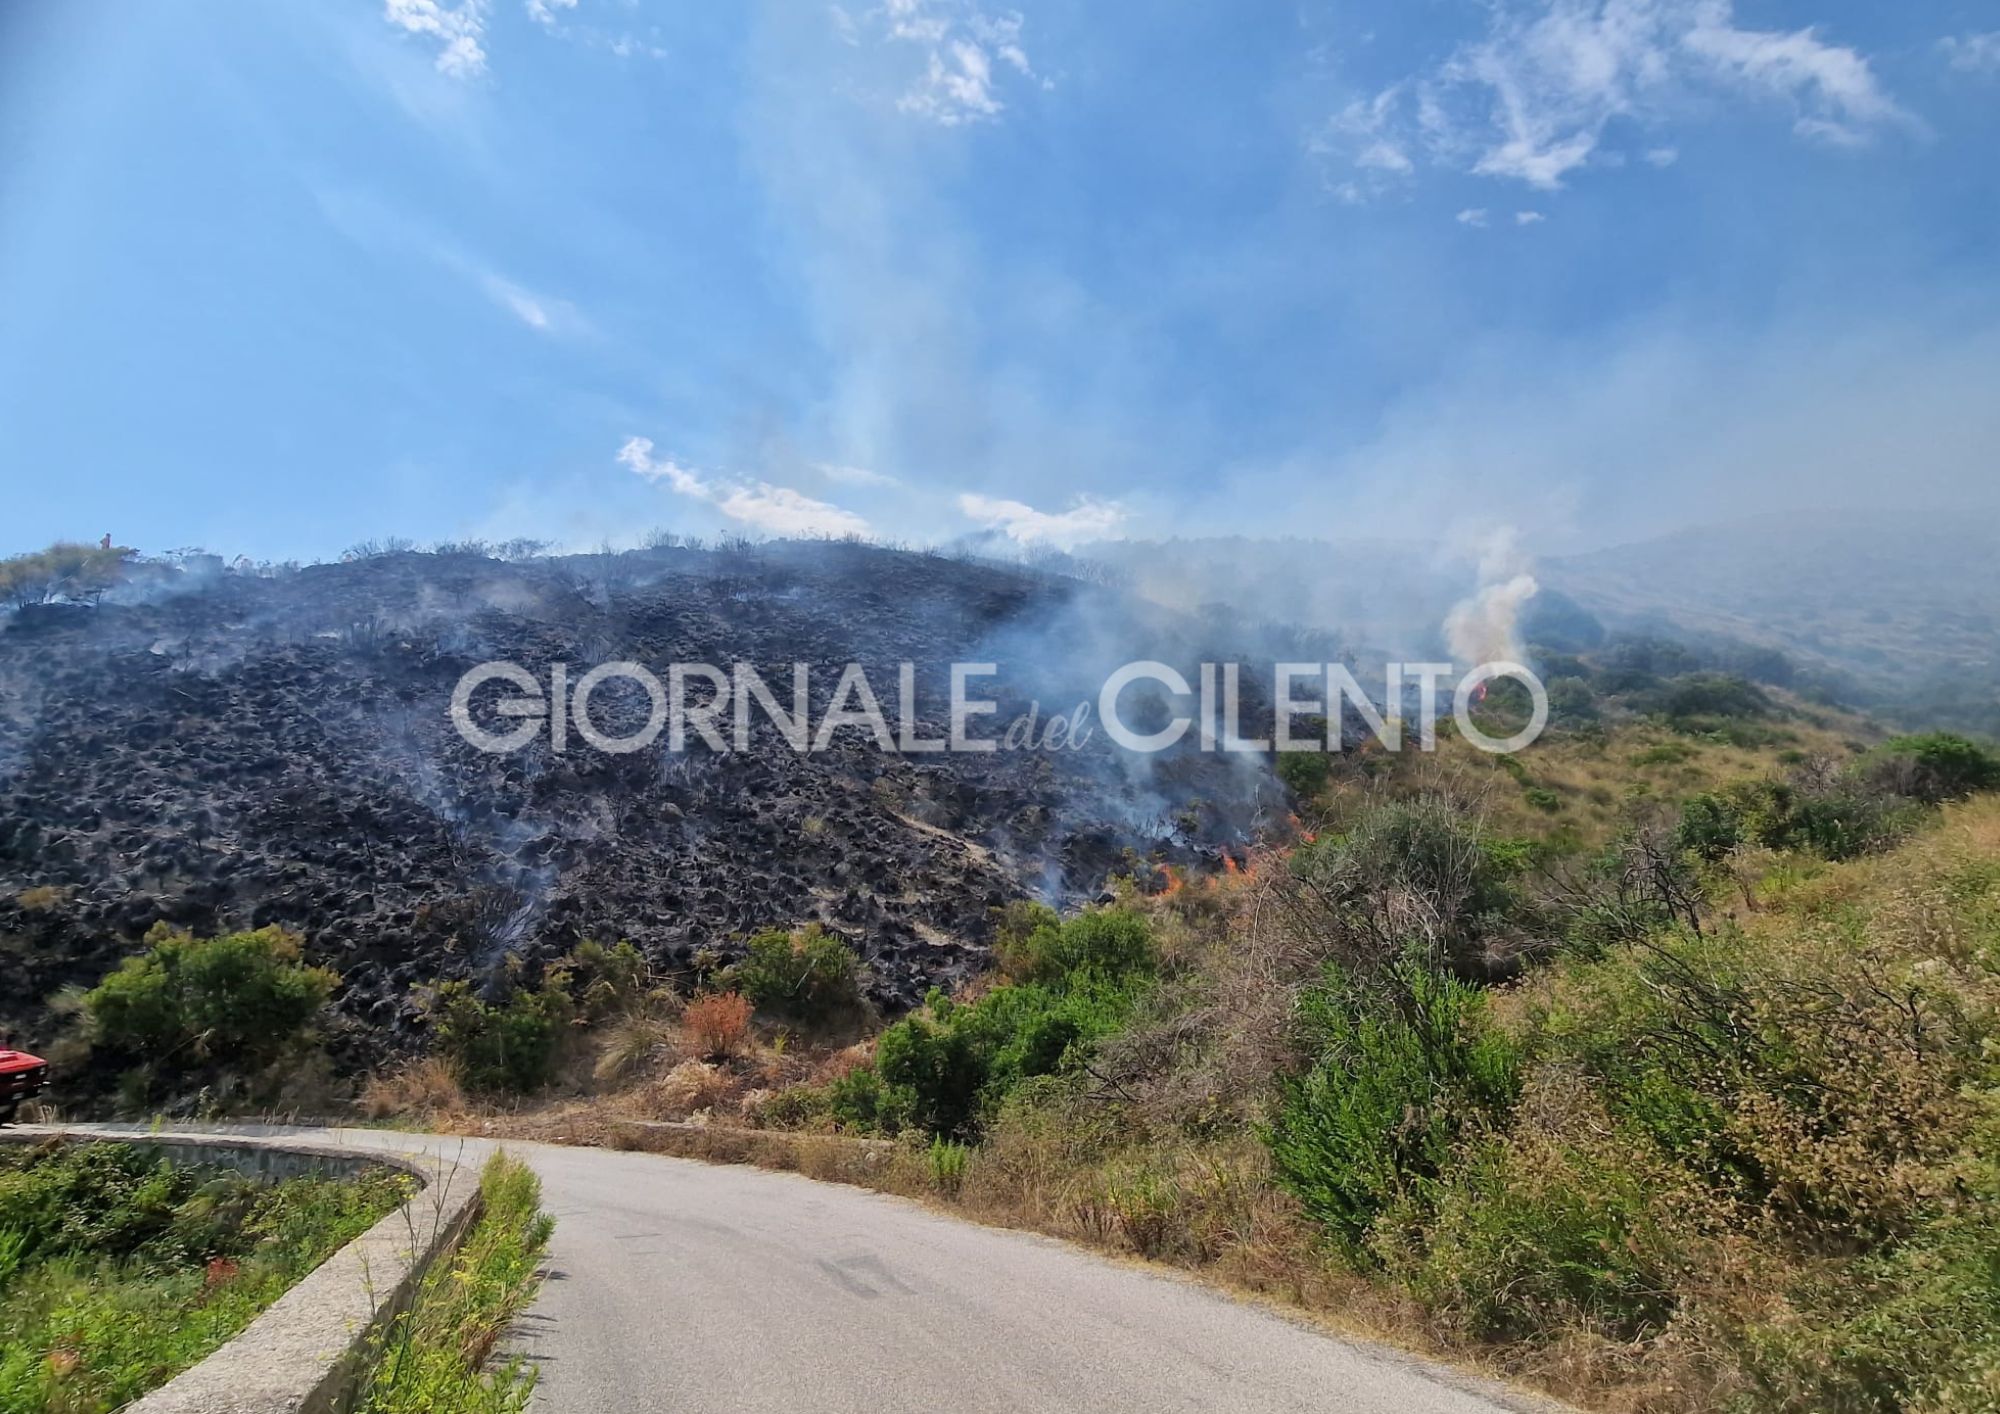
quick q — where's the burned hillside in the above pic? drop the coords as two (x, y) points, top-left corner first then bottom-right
(0, 541), (1286, 1051)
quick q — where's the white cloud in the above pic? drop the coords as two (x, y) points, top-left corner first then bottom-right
(1645, 145), (1680, 166)
(1456, 208), (1490, 227)
(714, 484), (873, 538)
(525, 0), (576, 27)
(863, 0), (1043, 125)
(1325, 0), (1911, 193)
(1942, 33), (2000, 75)
(957, 492), (1126, 548)
(382, 0), (489, 78)
(619, 438), (873, 538)
(1516, 210), (1546, 225)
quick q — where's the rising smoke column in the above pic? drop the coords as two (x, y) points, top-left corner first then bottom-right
(1443, 527), (1539, 665)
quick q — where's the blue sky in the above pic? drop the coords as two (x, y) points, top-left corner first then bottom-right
(2, 0), (1996, 563)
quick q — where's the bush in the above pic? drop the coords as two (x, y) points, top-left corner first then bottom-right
(729, 925), (863, 1025)
(927, 1138), (970, 1197)
(995, 907), (1154, 988)
(1681, 773), (1924, 864)
(1869, 732), (2000, 804)
(1287, 799), (1521, 975)
(1276, 751), (1332, 797)
(430, 981), (573, 1095)
(1267, 959), (1520, 1259)
(681, 992), (753, 1061)
(823, 1060), (913, 1133)
(550, 940), (652, 1021)
(1675, 791), (1744, 862)
(1412, 1114), (1691, 1342)
(1521, 785), (1562, 814)
(84, 925), (336, 1073)
(856, 909), (1156, 1139)
(0, 541), (130, 609)
(1663, 673), (1772, 725)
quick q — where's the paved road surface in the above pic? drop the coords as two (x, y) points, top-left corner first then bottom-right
(81, 1125), (1552, 1413)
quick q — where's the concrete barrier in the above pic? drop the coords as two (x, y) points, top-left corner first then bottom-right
(1, 1129), (483, 1414)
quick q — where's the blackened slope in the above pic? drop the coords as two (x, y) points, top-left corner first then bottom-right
(0, 543), (1276, 1051)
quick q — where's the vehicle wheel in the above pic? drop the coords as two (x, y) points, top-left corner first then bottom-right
(0, 1102), (17, 1126)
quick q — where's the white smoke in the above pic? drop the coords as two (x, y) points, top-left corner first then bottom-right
(1443, 527), (1539, 665)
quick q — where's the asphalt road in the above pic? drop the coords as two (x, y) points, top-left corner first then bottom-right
(87, 1125), (1552, 1413)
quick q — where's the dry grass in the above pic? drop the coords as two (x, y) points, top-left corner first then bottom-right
(1313, 710), (1874, 852)
(359, 1055), (467, 1122)
(681, 992), (753, 1061)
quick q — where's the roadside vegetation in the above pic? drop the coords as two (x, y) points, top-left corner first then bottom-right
(355, 1153), (552, 1414)
(25, 654), (2000, 1411)
(0, 1142), (407, 1413)
(392, 721), (2000, 1414)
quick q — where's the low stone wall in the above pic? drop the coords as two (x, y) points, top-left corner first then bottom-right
(1, 1129), (483, 1414)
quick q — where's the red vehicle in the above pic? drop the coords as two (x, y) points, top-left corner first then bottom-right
(0, 1050), (49, 1123)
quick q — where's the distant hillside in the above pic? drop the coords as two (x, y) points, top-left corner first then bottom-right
(1543, 508), (2000, 733)
(1079, 512), (2000, 738)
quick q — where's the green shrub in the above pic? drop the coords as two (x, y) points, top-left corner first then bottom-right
(729, 924), (863, 1025)
(1288, 800), (1522, 975)
(1675, 791), (1745, 862)
(823, 1061), (914, 1134)
(872, 999), (993, 1139)
(996, 908), (1154, 988)
(869, 923), (1152, 1141)
(1663, 673), (1772, 725)
(1522, 785), (1562, 814)
(83, 925), (336, 1073)
(1683, 775), (1923, 863)
(1267, 960), (1520, 1259)
(1631, 741), (1695, 767)
(1870, 732), (2000, 804)
(1412, 1122), (1688, 1342)
(927, 1138), (970, 1196)
(430, 980), (573, 1095)
(1276, 751), (1332, 797)
(1545, 677), (1599, 725)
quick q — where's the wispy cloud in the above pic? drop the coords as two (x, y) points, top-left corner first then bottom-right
(1942, 33), (2000, 75)
(1456, 208), (1490, 227)
(524, 0), (576, 27)
(523, 0), (669, 60)
(957, 492), (1125, 548)
(815, 461), (901, 488)
(382, 0), (490, 79)
(312, 184), (587, 338)
(1324, 0), (1913, 194)
(1516, 210), (1546, 225)
(837, 0), (1044, 125)
(620, 437), (873, 538)
(477, 273), (588, 335)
